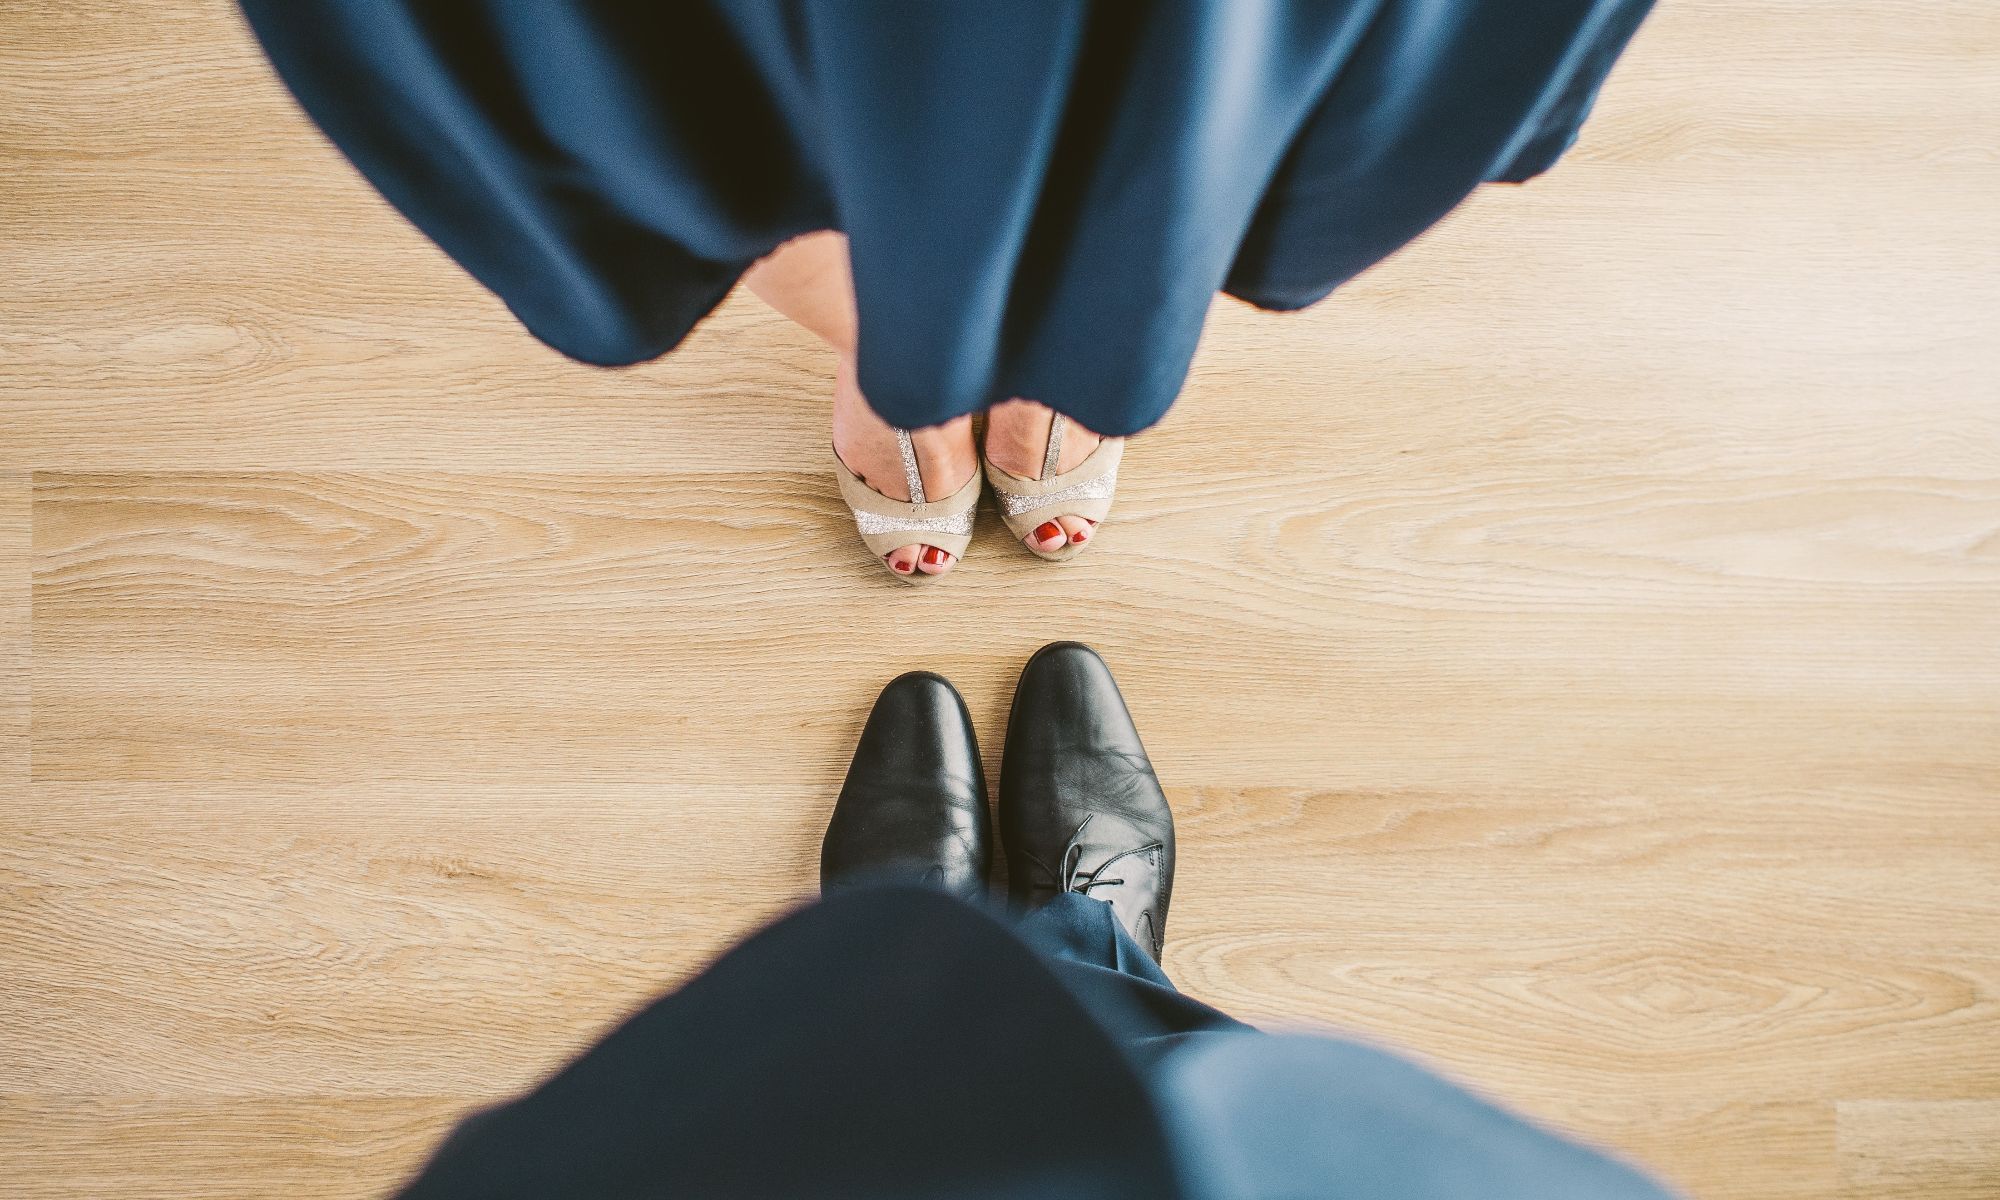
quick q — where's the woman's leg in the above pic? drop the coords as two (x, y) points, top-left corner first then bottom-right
(740, 230), (858, 355)
(744, 232), (975, 577)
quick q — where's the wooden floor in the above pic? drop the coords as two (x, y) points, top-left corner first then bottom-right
(5, 2), (1999, 1197)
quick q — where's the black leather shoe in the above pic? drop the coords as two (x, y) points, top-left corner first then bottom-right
(822, 671), (991, 902)
(999, 642), (1174, 960)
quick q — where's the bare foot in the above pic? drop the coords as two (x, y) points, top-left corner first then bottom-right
(832, 358), (978, 576)
(982, 398), (1103, 554)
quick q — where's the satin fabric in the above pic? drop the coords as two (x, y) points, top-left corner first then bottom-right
(240, 1), (1652, 436)
(391, 888), (1675, 1199)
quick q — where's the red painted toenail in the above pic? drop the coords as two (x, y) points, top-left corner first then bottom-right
(922, 546), (948, 567)
(893, 559), (912, 573)
(1034, 521), (1062, 543)
(1070, 529), (1088, 543)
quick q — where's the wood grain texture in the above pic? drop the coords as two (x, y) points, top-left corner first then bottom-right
(1589, 1103), (1836, 1200)
(0, 784), (815, 1099)
(29, 470), (2000, 791)
(1838, 1101), (2000, 1199)
(5, 1), (2000, 1198)
(0, 1098), (458, 1200)
(0, 475), (25, 785)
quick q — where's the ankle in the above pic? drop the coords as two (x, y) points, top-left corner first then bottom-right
(985, 399), (1100, 479)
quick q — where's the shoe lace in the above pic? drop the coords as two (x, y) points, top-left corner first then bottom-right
(1025, 813), (1160, 899)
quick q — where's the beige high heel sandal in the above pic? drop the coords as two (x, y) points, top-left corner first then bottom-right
(834, 427), (981, 584)
(983, 413), (1123, 563)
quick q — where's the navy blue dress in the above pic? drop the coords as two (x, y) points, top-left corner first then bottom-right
(239, 1), (1653, 436)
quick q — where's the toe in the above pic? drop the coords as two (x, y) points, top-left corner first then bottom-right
(1054, 515), (1095, 546)
(916, 545), (955, 575)
(1030, 520), (1066, 552)
(884, 546), (921, 576)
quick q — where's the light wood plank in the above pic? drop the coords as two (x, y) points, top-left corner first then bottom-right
(29, 470), (2000, 790)
(0, 474), (25, 785)
(0, 1097), (457, 1200)
(0, 784), (813, 1098)
(1837, 1101), (2000, 1199)
(3, 783), (1993, 1106)
(1172, 786), (2000, 1109)
(1586, 1103), (1836, 1200)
